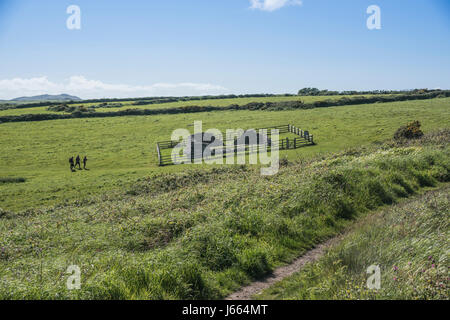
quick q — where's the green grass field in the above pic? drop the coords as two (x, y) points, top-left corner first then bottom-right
(0, 129), (448, 299)
(0, 94), (449, 300)
(0, 94), (395, 116)
(0, 97), (449, 211)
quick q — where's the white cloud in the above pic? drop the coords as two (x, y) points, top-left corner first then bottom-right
(249, 0), (302, 12)
(0, 76), (229, 100)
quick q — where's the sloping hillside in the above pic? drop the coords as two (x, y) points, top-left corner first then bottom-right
(0, 130), (448, 299)
(10, 94), (81, 102)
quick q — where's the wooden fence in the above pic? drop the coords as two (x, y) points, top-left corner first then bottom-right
(156, 124), (314, 166)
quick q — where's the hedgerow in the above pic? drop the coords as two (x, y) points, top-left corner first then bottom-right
(1, 90), (449, 123)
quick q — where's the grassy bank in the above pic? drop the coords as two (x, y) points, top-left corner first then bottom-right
(256, 186), (449, 300)
(0, 131), (448, 299)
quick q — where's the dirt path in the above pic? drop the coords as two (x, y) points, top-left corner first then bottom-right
(225, 237), (339, 300)
(226, 187), (449, 300)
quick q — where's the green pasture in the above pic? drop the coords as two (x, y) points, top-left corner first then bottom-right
(0, 97), (449, 211)
(0, 130), (448, 299)
(0, 94), (394, 116)
(89, 95), (385, 113)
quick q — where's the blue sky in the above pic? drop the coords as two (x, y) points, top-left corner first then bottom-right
(0, 0), (449, 99)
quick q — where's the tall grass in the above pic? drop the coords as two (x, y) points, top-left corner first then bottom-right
(0, 132), (448, 299)
(256, 186), (449, 300)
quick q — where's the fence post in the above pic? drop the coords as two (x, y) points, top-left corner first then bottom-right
(156, 143), (162, 166)
(286, 137), (289, 149)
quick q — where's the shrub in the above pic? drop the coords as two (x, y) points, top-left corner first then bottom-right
(92, 102), (124, 109)
(394, 121), (424, 141)
(47, 104), (93, 113)
(279, 157), (289, 167)
(0, 177), (26, 184)
(0, 208), (15, 219)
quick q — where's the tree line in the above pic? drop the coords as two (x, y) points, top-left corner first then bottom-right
(297, 87), (445, 96)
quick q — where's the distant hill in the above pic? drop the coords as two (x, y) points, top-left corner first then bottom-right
(10, 94), (82, 102)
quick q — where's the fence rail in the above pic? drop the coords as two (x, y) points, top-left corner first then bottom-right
(156, 124), (315, 166)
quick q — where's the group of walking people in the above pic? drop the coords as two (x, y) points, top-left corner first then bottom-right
(69, 155), (88, 172)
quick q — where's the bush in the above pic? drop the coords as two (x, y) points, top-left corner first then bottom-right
(279, 157), (289, 167)
(47, 104), (93, 113)
(0, 208), (15, 219)
(0, 177), (26, 184)
(394, 121), (424, 141)
(92, 102), (123, 109)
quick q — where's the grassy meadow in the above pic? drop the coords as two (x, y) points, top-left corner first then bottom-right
(0, 97), (449, 211)
(0, 129), (448, 299)
(0, 94), (396, 116)
(0, 94), (449, 300)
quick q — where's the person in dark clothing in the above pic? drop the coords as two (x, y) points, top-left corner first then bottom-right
(83, 156), (88, 169)
(69, 157), (75, 172)
(75, 155), (81, 169)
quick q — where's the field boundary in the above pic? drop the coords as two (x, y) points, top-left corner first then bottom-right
(2, 90), (440, 111)
(1, 91), (449, 124)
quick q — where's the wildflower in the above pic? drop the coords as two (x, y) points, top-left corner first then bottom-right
(393, 277), (397, 281)
(432, 264), (435, 268)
